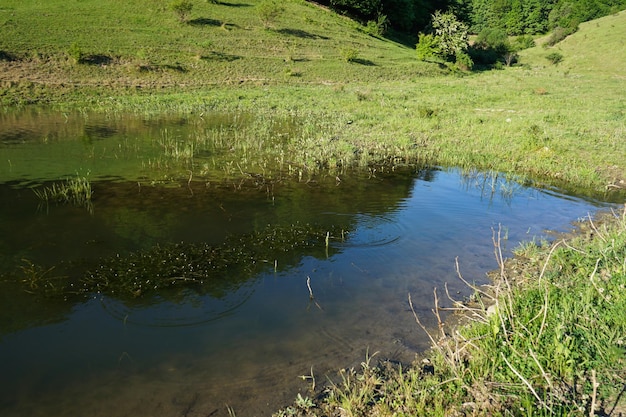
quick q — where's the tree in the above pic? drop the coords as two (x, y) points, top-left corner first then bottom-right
(430, 10), (470, 59)
(471, 27), (517, 66)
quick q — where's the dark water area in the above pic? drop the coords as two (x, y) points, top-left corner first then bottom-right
(0, 110), (620, 416)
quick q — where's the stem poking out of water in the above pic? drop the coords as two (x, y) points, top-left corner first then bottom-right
(306, 276), (323, 311)
(307, 276), (314, 300)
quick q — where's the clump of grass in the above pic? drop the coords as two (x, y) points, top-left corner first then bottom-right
(33, 173), (93, 212)
(278, 206), (626, 416)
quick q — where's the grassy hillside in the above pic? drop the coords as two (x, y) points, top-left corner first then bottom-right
(521, 9), (626, 76)
(0, 0), (437, 88)
(0, 2), (625, 196)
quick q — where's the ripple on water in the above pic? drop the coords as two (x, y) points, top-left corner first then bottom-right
(338, 212), (408, 248)
(99, 283), (256, 327)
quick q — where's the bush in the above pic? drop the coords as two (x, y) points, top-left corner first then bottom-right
(471, 28), (520, 67)
(415, 33), (442, 62)
(170, 0), (193, 23)
(475, 28), (511, 55)
(545, 25), (577, 47)
(513, 35), (535, 50)
(257, 0), (284, 28)
(546, 51), (564, 65)
(454, 51), (473, 71)
(340, 48), (359, 63)
(364, 14), (389, 37)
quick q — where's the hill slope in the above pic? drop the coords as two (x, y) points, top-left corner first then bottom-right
(520, 9), (626, 77)
(0, 0), (440, 90)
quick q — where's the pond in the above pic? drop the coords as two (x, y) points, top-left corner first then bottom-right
(0, 110), (619, 416)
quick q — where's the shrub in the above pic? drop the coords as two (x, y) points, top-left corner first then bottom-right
(454, 50), (473, 71)
(471, 28), (520, 67)
(415, 33), (442, 62)
(257, 0), (284, 28)
(170, 0), (193, 23)
(546, 51), (564, 65)
(513, 35), (535, 50)
(364, 14), (388, 37)
(545, 25), (577, 47)
(340, 48), (359, 63)
(430, 11), (469, 58)
(67, 43), (85, 64)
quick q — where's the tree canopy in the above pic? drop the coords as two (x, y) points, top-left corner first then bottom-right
(310, 0), (626, 38)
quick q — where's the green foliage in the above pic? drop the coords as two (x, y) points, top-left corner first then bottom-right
(475, 27), (511, 55)
(169, 0), (193, 23)
(415, 32), (441, 61)
(430, 10), (469, 58)
(257, 0), (285, 28)
(364, 13), (389, 37)
(340, 47), (360, 62)
(513, 34), (536, 50)
(454, 50), (474, 70)
(470, 27), (517, 66)
(67, 42), (85, 64)
(545, 25), (578, 46)
(546, 51), (564, 64)
(468, 0), (626, 36)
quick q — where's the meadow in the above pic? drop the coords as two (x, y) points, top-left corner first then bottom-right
(1, 1), (625, 415)
(1, 1), (624, 197)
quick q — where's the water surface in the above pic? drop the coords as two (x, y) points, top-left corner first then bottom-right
(0, 111), (617, 416)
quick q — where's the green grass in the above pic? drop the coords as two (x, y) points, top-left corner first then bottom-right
(33, 173), (94, 212)
(1, 3), (624, 196)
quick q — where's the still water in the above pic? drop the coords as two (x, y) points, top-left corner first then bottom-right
(0, 111), (618, 416)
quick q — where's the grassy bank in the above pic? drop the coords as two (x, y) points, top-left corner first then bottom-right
(276, 206), (626, 416)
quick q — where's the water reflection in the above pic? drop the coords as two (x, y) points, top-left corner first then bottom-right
(0, 110), (620, 416)
(0, 165), (616, 417)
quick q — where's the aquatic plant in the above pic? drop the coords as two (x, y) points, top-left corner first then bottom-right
(33, 173), (93, 213)
(80, 223), (348, 299)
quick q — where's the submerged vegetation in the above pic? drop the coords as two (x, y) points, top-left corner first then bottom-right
(277, 206), (626, 416)
(14, 223), (347, 301)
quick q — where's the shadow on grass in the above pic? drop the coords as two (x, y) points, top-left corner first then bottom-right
(276, 28), (329, 40)
(138, 64), (187, 73)
(607, 383), (626, 416)
(213, 1), (253, 7)
(0, 50), (18, 62)
(351, 58), (376, 66)
(188, 17), (222, 27)
(201, 51), (241, 62)
(81, 54), (113, 65)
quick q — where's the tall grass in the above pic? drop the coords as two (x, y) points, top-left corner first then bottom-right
(33, 174), (93, 212)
